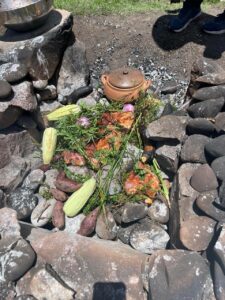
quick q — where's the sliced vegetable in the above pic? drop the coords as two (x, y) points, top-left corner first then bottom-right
(42, 127), (57, 165)
(63, 177), (96, 217)
(47, 104), (81, 121)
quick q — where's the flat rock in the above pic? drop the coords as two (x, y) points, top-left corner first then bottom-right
(44, 169), (59, 189)
(148, 200), (169, 224)
(0, 80), (12, 99)
(117, 223), (137, 244)
(215, 112), (225, 132)
(187, 98), (224, 118)
(161, 80), (178, 94)
(145, 115), (188, 142)
(0, 282), (16, 300)
(179, 216), (216, 251)
(169, 163), (200, 248)
(6, 188), (38, 220)
(196, 191), (225, 222)
(187, 118), (216, 136)
(0, 63), (28, 83)
(146, 249), (215, 300)
(205, 135), (225, 159)
(77, 95), (97, 107)
(0, 207), (21, 239)
(211, 156), (225, 181)
(11, 81), (38, 111)
(30, 232), (147, 300)
(193, 85), (225, 101)
(190, 164), (218, 193)
(64, 214), (85, 235)
(121, 203), (148, 223)
(155, 141), (181, 174)
(57, 39), (89, 103)
(0, 10), (73, 81)
(0, 105), (22, 129)
(0, 237), (36, 282)
(16, 261), (75, 300)
(181, 134), (210, 163)
(96, 208), (117, 240)
(23, 169), (45, 191)
(130, 220), (170, 254)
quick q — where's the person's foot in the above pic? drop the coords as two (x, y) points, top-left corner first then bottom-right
(169, 5), (201, 32)
(203, 12), (225, 34)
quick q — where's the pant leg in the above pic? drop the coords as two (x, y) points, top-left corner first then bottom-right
(184, 0), (203, 8)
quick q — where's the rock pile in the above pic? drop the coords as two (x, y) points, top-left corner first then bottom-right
(1, 51), (225, 299)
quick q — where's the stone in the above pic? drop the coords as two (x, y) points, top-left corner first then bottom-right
(44, 169), (59, 189)
(0, 189), (4, 208)
(117, 223), (137, 244)
(6, 188), (38, 220)
(213, 226), (225, 300)
(169, 163), (200, 248)
(0, 207), (21, 239)
(22, 169), (45, 191)
(0, 80), (12, 99)
(181, 134), (210, 163)
(30, 232), (147, 300)
(205, 135), (225, 159)
(17, 115), (37, 129)
(0, 237), (36, 282)
(77, 95), (97, 107)
(0, 63), (28, 83)
(187, 98), (224, 118)
(215, 112), (225, 132)
(12, 81), (38, 111)
(211, 156), (225, 182)
(193, 85), (225, 101)
(15, 296), (37, 300)
(130, 220), (170, 254)
(0, 10), (73, 81)
(121, 203), (148, 223)
(0, 156), (29, 191)
(190, 164), (218, 193)
(16, 262), (75, 300)
(155, 141), (181, 174)
(187, 118), (216, 136)
(148, 200), (169, 224)
(0, 105), (22, 129)
(57, 39), (90, 103)
(64, 214), (86, 235)
(33, 79), (48, 90)
(36, 85), (57, 102)
(179, 216), (216, 251)
(122, 143), (143, 172)
(196, 191), (225, 222)
(146, 250), (215, 300)
(31, 199), (56, 227)
(96, 208), (118, 240)
(0, 281), (16, 300)
(40, 101), (62, 115)
(161, 103), (174, 116)
(161, 80), (178, 94)
(67, 165), (92, 177)
(219, 181), (225, 208)
(0, 128), (37, 169)
(100, 165), (122, 196)
(19, 221), (52, 242)
(145, 115), (188, 142)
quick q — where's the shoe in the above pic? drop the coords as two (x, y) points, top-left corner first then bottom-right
(203, 12), (225, 34)
(169, 5), (201, 32)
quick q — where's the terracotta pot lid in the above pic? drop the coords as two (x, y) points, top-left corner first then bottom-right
(108, 67), (144, 89)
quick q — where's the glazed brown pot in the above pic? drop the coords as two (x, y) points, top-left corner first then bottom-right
(101, 67), (151, 103)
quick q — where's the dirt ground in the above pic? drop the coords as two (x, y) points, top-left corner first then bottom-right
(73, 8), (225, 84)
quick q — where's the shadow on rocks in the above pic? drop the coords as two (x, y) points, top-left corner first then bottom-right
(152, 11), (225, 59)
(92, 282), (126, 300)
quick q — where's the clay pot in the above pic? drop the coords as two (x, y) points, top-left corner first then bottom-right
(101, 67), (151, 102)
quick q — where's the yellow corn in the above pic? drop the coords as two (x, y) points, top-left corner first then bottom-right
(42, 127), (57, 164)
(47, 105), (81, 121)
(63, 177), (96, 217)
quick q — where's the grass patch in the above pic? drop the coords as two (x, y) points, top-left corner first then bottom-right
(54, 0), (222, 15)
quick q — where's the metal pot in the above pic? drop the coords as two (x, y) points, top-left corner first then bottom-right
(101, 67), (151, 103)
(0, 0), (53, 32)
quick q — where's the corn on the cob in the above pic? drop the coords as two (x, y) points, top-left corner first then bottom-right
(47, 105), (81, 121)
(42, 127), (57, 164)
(63, 177), (96, 217)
